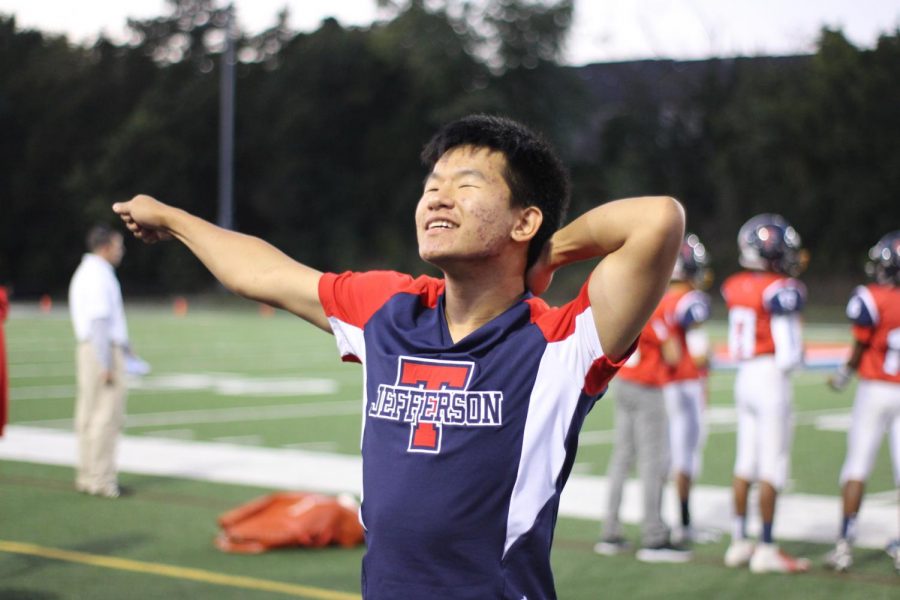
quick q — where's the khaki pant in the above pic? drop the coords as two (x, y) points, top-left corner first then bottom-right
(603, 379), (672, 547)
(74, 342), (126, 493)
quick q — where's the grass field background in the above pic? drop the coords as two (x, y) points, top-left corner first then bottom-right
(2, 298), (898, 599)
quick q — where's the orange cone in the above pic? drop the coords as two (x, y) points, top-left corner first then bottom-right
(39, 294), (52, 313)
(173, 296), (189, 317)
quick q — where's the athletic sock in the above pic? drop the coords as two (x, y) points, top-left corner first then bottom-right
(840, 514), (858, 542)
(680, 500), (691, 527)
(761, 522), (774, 544)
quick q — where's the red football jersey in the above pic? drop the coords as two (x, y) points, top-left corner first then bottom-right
(660, 285), (711, 383)
(848, 284), (900, 383)
(721, 271), (805, 360)
(618, 301), (671, 387)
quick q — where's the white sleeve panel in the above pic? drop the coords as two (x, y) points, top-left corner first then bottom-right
(685, 327), (710, 359)
(504, 307), (600, 556)
(327, 316), (366, 361)
(326, 316), (370, 459)
(771, 313), (804, 371)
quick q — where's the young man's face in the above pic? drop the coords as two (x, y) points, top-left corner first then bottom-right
(415, 145), (521, 269)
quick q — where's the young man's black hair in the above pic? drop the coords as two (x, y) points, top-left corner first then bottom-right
(420, 114), (570, 269)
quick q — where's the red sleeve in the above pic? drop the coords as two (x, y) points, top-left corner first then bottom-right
(528, 281), (591, 343)
(851, 324), (874, 345)
(318, 271), (442, 328)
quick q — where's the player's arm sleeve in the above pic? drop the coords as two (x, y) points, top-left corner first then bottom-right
(771, 313), (804, 371)
(846, 286), (877, 345)
(764, 279), (806, 315)
(535, 280), (637, 395)
(318, 271), (416, 361)
(685, 326), (710, 367)
(675, 290), (711, 329)
(764, 279), (806, 371)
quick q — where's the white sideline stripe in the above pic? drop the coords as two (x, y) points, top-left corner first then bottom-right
(11, 385), (77, 401)
(18, 400), (362, 429)
(0, 426), (893, 551)
(10, 373), (339, 402)
(0, 426), (362, 496)
(557, 477), (895, 551)
(578, 407), (856, 446)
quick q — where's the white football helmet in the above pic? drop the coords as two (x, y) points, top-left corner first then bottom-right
(865, 230), (900, 286)
(737, 214), (806, 276)
(672, 233), (712, 289)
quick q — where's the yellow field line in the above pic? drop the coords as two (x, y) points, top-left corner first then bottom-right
(0, 540), (361, 600)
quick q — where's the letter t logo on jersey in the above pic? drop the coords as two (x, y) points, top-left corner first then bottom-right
(398, 357), (474, 453)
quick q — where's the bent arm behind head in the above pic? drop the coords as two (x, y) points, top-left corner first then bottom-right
(534, 196), (685, 360)
(113, 195), (330, 332)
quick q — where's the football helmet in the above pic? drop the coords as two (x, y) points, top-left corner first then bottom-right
(865, 230), (900, 285)
(737, 214), (806, 276)
(672, 233), (712, 289)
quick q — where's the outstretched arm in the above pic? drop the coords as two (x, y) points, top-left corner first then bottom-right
(528, 196), (684, 360)
(113, 195), (330, 332)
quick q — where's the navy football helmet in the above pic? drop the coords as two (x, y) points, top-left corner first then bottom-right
(865, 230), (900, 286)
(737, 214), (806, 276)
(672, 233), (712, 289)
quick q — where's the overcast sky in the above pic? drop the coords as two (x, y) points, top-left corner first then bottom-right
(2, 0), (898, 65)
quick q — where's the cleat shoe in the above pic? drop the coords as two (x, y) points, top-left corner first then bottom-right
(593, 536), (631, 556)
(636, 542), (692, 563)
(749, 543), (810, 573)
(824, 539), (853, 572)
(890, 540), (900, 573)
(92, 485), (121, 499)
(886, 538), (900, 560)
(724, 539), (755, 568)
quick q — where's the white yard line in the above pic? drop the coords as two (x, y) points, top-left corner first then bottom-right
(579, 406), (856, 446)
(11, 373), (340, 403)
(18, 400), (362, 429)
(1, 426), (893, 550)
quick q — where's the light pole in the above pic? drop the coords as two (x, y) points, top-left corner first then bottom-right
(217, 3), (236, 231)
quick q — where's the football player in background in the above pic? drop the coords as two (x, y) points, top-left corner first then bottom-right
(662, 234), (713, 546)
(721, 214), (810, 574)
(825, 230), (900, 573)
(594, 235), (712, 563)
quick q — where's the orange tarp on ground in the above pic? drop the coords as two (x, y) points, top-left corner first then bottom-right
(215, 491), (365, 553)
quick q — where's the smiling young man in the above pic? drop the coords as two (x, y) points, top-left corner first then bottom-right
(114, 114), (683, 599)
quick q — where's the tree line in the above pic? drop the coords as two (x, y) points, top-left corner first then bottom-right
(1, 0), (898, 302)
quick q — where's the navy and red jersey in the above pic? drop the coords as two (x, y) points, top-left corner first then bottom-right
(847, 284), (900, 384)
(662, 285), (711, 383)
(318, 270), (629, 600)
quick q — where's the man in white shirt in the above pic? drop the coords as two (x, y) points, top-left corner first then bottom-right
(68, 224), (133, 498)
